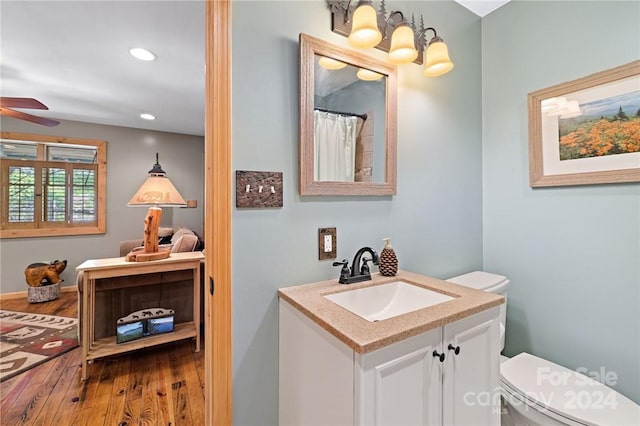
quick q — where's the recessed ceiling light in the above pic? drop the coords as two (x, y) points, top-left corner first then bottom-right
(140, 113), (156, 120)
(129, 47), (156, 61)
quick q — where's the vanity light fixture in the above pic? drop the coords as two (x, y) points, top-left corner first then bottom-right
(356, 68), (384, 81)
(318, 56), (348, 70)
(129, 47), (156, 61)
(140, 113), (156, 120)
(327, 0), (454, 76)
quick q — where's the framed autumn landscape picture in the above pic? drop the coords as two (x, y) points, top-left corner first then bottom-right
(528, 60), (640, 187)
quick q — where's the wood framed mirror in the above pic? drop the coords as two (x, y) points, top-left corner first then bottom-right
(299, 33), (397, 196)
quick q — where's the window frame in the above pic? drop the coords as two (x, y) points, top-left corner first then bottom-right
(0, 132), (106, 238)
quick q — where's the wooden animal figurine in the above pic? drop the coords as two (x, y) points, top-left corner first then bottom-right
(24, 260), (67, 287)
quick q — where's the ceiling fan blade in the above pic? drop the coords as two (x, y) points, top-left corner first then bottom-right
(0, 107), (60, 127)
(0, 97), (48, 110)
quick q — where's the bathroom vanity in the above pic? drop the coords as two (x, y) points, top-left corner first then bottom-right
(278, 270), (503, 426)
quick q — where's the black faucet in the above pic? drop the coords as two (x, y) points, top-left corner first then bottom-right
(332, 246), (380, 284)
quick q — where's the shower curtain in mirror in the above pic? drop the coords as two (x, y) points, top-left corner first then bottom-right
(314, 111), (357, 182)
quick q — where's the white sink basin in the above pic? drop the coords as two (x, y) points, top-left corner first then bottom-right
(324, 281), (454, 322)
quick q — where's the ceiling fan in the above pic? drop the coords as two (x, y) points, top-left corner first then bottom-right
(0, 97), (60, 127)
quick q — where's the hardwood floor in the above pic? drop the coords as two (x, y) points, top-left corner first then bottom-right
(0, 292), (205, 425)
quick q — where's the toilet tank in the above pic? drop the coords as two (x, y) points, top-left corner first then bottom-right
(446, 271), (510, 352)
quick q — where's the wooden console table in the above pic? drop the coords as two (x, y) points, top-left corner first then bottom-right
(76, 251), (204, 380)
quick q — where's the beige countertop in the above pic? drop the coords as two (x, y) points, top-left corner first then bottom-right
(278, 270), (503, 354)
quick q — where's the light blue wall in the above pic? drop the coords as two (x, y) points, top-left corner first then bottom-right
(482, 1), (640, 403)
(232, 1), (482, 424)
(0, 118), (204, 293)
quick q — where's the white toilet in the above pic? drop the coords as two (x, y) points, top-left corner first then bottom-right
(446, 271), (640, 426)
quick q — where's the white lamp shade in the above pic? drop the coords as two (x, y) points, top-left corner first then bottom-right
(356, 68), (384, 81)
(348, 3), (382, 49)
(128, 176), (187, 207)
(318, 56), (348, 70)
(388, 25), (418, 64)
(423, 40), (454, 77)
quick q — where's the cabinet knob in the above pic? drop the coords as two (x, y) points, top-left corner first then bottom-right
(432, 350), (445, 362)
(448, 344), (461, 356)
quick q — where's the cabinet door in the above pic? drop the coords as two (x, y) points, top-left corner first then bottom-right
(356, 327), (442, 426)
(279, 300), (354, 426)
(442, 307), (500, 426)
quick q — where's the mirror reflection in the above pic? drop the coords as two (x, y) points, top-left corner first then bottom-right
(313, 54), (386, 183)
(299, 33), (397, 196)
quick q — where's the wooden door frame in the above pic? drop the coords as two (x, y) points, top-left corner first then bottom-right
(205, 1), (232, 424)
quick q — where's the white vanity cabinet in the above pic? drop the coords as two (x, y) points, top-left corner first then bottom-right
(279, 299), (500, 426)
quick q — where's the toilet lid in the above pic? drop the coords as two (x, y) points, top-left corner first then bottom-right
(446, 271), (510, 293)
(501, 353), (640, 426)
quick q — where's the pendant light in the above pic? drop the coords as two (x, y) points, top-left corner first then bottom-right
(348, 0), (382, 49)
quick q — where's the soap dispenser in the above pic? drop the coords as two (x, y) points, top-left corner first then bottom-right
(379, 238), (398, 276)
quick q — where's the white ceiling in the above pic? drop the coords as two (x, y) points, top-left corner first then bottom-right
(454, 0), (511, 17)
(0, 1), (205, 136)
(1, 1), (509, 138)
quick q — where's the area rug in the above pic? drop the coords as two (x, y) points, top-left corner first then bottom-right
(0, 310), (78, 382)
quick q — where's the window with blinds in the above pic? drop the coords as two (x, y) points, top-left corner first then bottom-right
(0, 133), (106, 238)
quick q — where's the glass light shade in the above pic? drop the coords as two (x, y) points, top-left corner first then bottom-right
(388, 25), (418, 64)
(128, 176), (187, 207)
(356, 68), (384, 81)
(348, 3), (382, 49)
(423, 39), (454, 77)
(318, 56), (347, 70)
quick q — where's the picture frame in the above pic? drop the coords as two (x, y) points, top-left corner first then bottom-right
(528, 60), (640, 187)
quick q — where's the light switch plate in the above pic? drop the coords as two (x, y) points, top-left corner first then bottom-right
(318, 227), (337, 260)
(235, 170), (283, 208)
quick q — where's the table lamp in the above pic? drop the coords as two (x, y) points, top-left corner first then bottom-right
(127, 153), (187, 261)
